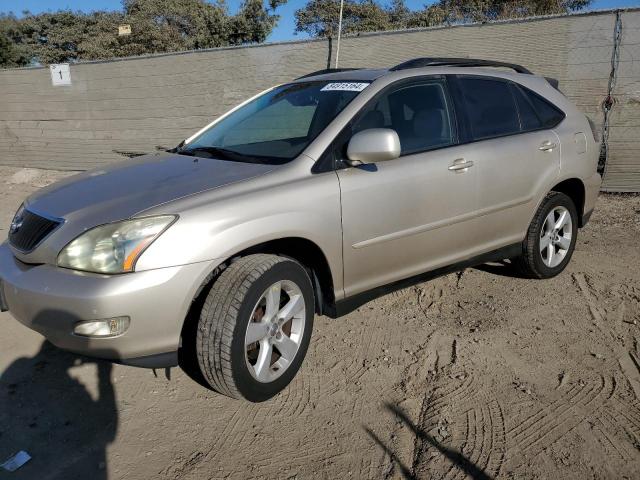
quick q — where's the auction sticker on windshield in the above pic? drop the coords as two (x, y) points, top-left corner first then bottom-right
(320, 82), (370, 92)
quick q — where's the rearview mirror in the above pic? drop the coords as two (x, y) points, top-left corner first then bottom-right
(346, 128), (401, 165)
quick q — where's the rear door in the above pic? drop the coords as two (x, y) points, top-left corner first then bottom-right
(336, 78), (481, 297)
(450, 76), (561, 250)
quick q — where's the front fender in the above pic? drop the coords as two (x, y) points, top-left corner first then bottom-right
(135, 173), (344, 296)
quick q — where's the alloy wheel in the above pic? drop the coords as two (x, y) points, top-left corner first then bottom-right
(245, 280), (306, 383)
(539, 206), (572, 268)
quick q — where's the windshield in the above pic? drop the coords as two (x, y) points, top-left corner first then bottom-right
(179, 81), (369, 164)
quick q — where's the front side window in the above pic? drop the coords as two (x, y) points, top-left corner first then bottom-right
(352, 81), (454, 155)
(181, 81), (368, 164)
(458, 77), (520, 140)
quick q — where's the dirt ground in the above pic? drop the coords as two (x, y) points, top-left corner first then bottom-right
(1, 165), (639, 480)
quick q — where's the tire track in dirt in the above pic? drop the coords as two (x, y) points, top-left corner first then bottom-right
(509, 378), (605, 441)
(416, 274), (460, 320)
(410, 359), (637, 479)
(572, 272), (618, 342)
(570, 270), (640, 466)
(360, 278), (460, 477)
(513, 375), (613, 457)
(159, 369), (324, 479)
(160, 407), (245, 479)
(434, 399), (506, 480)
(596, 409), (639, 462)
(314, 305), (409, 478)
(503, 370), (640, 473)
(344, 307), (389, 384)
(574, 272), (640, 396)
(400, 330), (506, 480)
(412, 384), (506, 480)
(618, 349), (640, 400)
(420, 375), (478, 427)
(611, 398), (640, 437)
(450, 398), (504, 479)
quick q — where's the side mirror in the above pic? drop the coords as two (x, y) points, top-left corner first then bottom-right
(346, 128), (401, 165)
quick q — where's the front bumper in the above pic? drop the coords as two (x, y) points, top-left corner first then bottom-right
(0, 243), (216, 367)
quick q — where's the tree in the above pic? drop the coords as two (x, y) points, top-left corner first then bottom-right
(294, 0), (392, 38)
(229, 0), (287, 44)
(0, 0), (287, 67)
(2, 11), (130, 65)
(294, 0), (592, 38)
(0, 16), (27, 67)
(122, 0), (230, 51)
(0, 33), (17, 66)
(435, 0), (592, 24)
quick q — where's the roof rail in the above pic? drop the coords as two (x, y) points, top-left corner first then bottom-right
(295, 68), (363, 80)
(390, 58), (532, 74)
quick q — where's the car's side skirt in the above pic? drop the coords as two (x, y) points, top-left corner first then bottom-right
(326, 242), (522, 319)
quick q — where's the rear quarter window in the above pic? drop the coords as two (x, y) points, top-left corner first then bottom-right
(525, 88), (565, 128)
(512, 83), (565, 130)
(512, 85), (542, 130)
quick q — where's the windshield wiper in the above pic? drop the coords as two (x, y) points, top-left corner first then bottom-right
(177, 145), (289, 165)
(177, 145), (247, 161)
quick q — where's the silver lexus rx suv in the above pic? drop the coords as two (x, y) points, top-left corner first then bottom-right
(0, 58), (601, 402)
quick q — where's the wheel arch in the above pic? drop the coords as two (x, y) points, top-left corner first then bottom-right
(550, 178), (586, 226)
(227, 237), (337, 314)
(186, 236), (336, 319)
(178, 236), (337, 386)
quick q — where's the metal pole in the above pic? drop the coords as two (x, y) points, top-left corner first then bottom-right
(334, 0), (344, 68)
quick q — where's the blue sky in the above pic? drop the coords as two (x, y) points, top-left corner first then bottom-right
(2, 0), (638, 42)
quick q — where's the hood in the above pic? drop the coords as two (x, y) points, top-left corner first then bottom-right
(25, 152), (276, 225)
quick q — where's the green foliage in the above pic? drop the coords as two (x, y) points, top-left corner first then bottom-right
(0, 23), (24, 67)
(229, 0), (282, 44)
(294, 0), (592, 38)
(0, 0), (594, 67)
(294, 0), (390, 38)
(0, 0), (286, 67)
(436, 0), (592, 23)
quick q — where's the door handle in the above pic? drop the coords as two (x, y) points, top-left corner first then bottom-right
(539, 141), (557, 152)
(448, 158), (474, 172)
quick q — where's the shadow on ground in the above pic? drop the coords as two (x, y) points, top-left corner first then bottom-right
(474, 259), (528, 279)
(0, 341), (117, 479)
(365, 403), (493, 480)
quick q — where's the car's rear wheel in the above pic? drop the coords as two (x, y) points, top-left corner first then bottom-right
(196, 254), (314, 402)
(514, 191), (578, 279)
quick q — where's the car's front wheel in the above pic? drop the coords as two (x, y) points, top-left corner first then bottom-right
(515, 191), (578, 279)
(196, 254), (314, 402)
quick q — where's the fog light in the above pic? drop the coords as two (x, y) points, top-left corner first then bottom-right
(73, 316), (130, 337)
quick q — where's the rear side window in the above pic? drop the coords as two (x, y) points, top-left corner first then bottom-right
(458, 77), (520, 140)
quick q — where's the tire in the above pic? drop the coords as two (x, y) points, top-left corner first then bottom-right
(514, 191), (578, 279)
(196, 254), (314, 402)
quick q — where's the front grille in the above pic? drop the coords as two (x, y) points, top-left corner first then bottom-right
(9, 210), (62, 252)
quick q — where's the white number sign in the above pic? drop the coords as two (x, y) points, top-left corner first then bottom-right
(50, 64), (71, 86)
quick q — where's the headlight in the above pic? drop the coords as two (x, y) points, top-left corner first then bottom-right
(9, 204), (25, 235)
(57, 215), (176, 274)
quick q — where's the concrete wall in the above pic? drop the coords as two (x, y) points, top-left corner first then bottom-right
(0, 9), (638, 190)
(0, 40), (330, 170)
(604, 10), (640, 192)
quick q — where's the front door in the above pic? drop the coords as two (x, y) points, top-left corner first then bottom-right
(336, 78), (481, 297)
